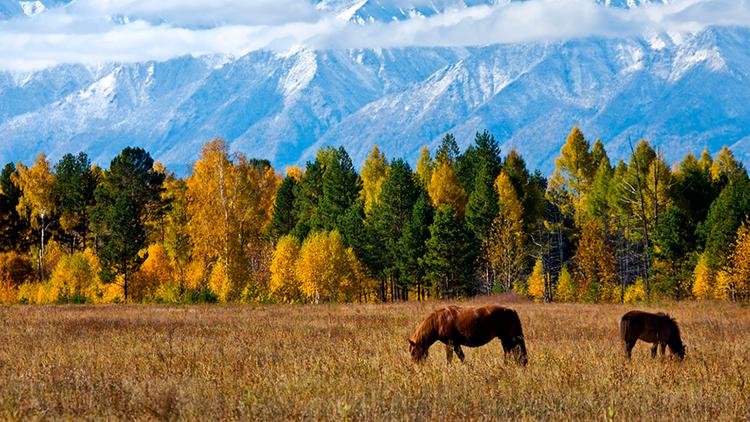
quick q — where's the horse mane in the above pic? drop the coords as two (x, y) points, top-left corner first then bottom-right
(658, 312), (683, 341)
(412, 311), (438, 346)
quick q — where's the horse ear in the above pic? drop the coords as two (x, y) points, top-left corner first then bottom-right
(408, 339), (416, 346)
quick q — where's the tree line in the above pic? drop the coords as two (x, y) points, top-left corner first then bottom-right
(0, 128), (748, 304)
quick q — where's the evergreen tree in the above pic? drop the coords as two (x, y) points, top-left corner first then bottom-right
(424, 206), (479, 298)
(396, 192), (433, 300)
(699, 175), (750, 270)
(674, 153), (717, 227)
(457, 130), (502, 193)
(465, 163), (499, 243)
(0, 163), (32, 252)
(55, 152), (99, 252)
(369, 159), (419, 300)
(318, 147), (360, 231)
(268, 176), (298, 240)
(652, 206), (695, 298)
(435, 133), (460, 167)
(292, 160), (323, 239)
(92, 147), (165, 302)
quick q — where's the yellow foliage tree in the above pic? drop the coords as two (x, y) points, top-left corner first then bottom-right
(12, 153), (57, 281)
(692, 253), (714, 300)
(713, 270), (732, 301)
(486, 171), (525, 292)
(295, 230), (366, 303)
(526, 259), (545, 302)
(725, 221), (750, 301)
(574, 220), (618, 302)
(285, 165), (303, 181)
(269, 235), (302, 302)
(49, 250), (100, 303)
(360, 145), (389, 214)
(416, 145), (433, 188)
(428, 161), (467, 217)
(555, 264), (576, 302)
(132, 243), (175, 302)
(547, 127), (594, 218)
(624, 278), (647, 304)
(187, 139), (279, 301)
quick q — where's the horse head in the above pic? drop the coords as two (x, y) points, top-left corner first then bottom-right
(408, 339), (428, 362)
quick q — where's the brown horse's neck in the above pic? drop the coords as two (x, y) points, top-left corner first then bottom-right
(414, 313), (438, 349)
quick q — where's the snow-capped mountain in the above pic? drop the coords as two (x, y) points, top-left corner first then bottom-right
(0, 0), (747, 173)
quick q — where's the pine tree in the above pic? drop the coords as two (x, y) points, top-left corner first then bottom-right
(268, 176), (298, 240)
(456, 130), (502, 194)
(424, 206), (479, 298)
(396, 192), (433, 300)
(318, 147), (360, 231)
(0, 163), (32, 253)
(293, 160), (323, 239)
(435, 133), (460, 167)
(369, 159), (419, 300)
(699, 175), (750, 270)
(55, 152), (99, 252)
(465, 163), (499, 243)
(674, 153), (717, 227)
(92, 147), (164, 302)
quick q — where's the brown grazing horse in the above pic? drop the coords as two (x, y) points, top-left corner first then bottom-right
(620, 310), (686, 360)
(408, 305), (528, 365)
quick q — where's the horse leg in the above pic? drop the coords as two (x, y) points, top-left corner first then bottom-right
(454, 344), (465, 362)
(660, 343), (666, 357)
(651, 344), (658, 358)
(445, 343), (454, 364)
(624, 340), (636, 359)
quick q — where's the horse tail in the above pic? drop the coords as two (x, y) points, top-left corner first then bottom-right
(620, 316), (629, 341)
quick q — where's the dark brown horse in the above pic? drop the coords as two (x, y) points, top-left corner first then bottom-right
(408, 305), (528, 365)
(620, 310), (686, 360)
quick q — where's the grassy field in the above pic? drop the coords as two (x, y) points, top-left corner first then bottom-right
(0, 299), (749, 420)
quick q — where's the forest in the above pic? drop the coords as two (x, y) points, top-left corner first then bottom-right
(0, 127), (748, 304)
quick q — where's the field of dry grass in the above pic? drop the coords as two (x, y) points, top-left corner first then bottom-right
(0, 298), (748, 420)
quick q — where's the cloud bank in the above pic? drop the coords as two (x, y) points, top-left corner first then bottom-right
(1, 0), (750, 71)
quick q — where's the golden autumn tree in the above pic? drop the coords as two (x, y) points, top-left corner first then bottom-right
(187, 139), (278, 301)
(360, 145), (389, 214)
(486, 170), (525, 292)
(547, 126), (594, 218)
(416, 145), (433, 188)
(295, 230), (366, 303)
(132, 243), (175, 302)
(710, 146), (743, 185)
(573, 220), (618, 302)
(725, 221), (750, 301)
(48, 249), (100, 303)
(554, 264), (576, 302)
(269, 235), (302, 302)
(12, 154), (57, 281)
(428, 161), (467, 217)
(526, 258), (545, 302)
(692, 253), (714, 300)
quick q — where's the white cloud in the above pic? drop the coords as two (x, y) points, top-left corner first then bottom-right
(1, 0), (750, 71)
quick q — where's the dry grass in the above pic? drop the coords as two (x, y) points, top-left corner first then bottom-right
(0, 299), (749, 420)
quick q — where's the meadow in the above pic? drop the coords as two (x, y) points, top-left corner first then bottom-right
(0, 299), (748, 420)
